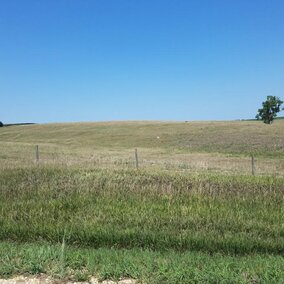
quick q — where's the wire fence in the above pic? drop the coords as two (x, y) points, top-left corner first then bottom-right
(1, 143), (284, 176)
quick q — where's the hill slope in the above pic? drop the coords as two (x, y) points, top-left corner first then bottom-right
(1, 120), (284, 157)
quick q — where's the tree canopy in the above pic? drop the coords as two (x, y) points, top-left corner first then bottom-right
(256, 96), (283, 124)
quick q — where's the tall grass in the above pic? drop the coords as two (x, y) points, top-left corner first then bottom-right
(1, 241), (284, 283)
(0, 167), (283, 255)
(1, 121), (284, 282)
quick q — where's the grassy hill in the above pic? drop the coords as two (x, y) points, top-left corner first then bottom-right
(0, 120), (284, 283)
(1, 120), (283, 175)
(1, 120), (284, 156)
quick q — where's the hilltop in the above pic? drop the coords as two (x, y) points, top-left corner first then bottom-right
(1, 120), (284, 157)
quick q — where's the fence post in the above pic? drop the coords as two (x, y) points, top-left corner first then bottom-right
(135, 148), (139, 169)
(251, 155), (255, 175)
(35, 145), (39, 163)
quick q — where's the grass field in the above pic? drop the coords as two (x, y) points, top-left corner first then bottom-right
(0, 120), (284, 175)
(1, 120), (284, 156)
(1, 241), (284, 283)
(0, 121), (284, 283)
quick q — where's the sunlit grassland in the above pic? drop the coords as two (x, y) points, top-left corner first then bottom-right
(0, 120), (284, 156)
(0, 120), (284, 282)
(1, 167), (283, 255)
(0, 120), (284, 175)
(0, 167), (283, 282)
(1, 241), (284, 283)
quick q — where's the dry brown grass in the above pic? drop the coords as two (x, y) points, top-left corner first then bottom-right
(0, 120), (283, 175)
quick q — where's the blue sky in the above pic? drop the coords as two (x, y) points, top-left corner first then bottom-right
(0, 0), (283, 123)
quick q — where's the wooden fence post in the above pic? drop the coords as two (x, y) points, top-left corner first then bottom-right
(135, 148), (139, 169)
(251, 155), (255, 175)
(35, 145), (39, 163)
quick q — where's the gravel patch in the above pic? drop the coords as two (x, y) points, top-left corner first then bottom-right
(0, 277), (136, 284)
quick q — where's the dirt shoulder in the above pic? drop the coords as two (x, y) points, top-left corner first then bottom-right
(0, 276), (136, 284)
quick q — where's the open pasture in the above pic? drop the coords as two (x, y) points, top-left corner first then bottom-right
(0, 120), (284, 283)
(0, 120), (284, 175)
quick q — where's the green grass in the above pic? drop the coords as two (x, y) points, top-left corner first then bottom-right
(0, 167), (283, 255)
(1, 120), (284, 282)
(0, 241), (284, 283)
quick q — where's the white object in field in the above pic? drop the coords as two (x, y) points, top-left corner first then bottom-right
(157, 136), (160, 139)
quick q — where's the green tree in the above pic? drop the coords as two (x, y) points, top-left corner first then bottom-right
(256, 96), (283, 124)
(0, 121), (3, 127)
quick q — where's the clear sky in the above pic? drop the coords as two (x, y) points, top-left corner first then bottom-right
(0, 0), (283, 123)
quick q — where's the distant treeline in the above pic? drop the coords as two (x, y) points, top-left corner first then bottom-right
(241, 116), (284, 121)
(2, 123), (36, 127)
